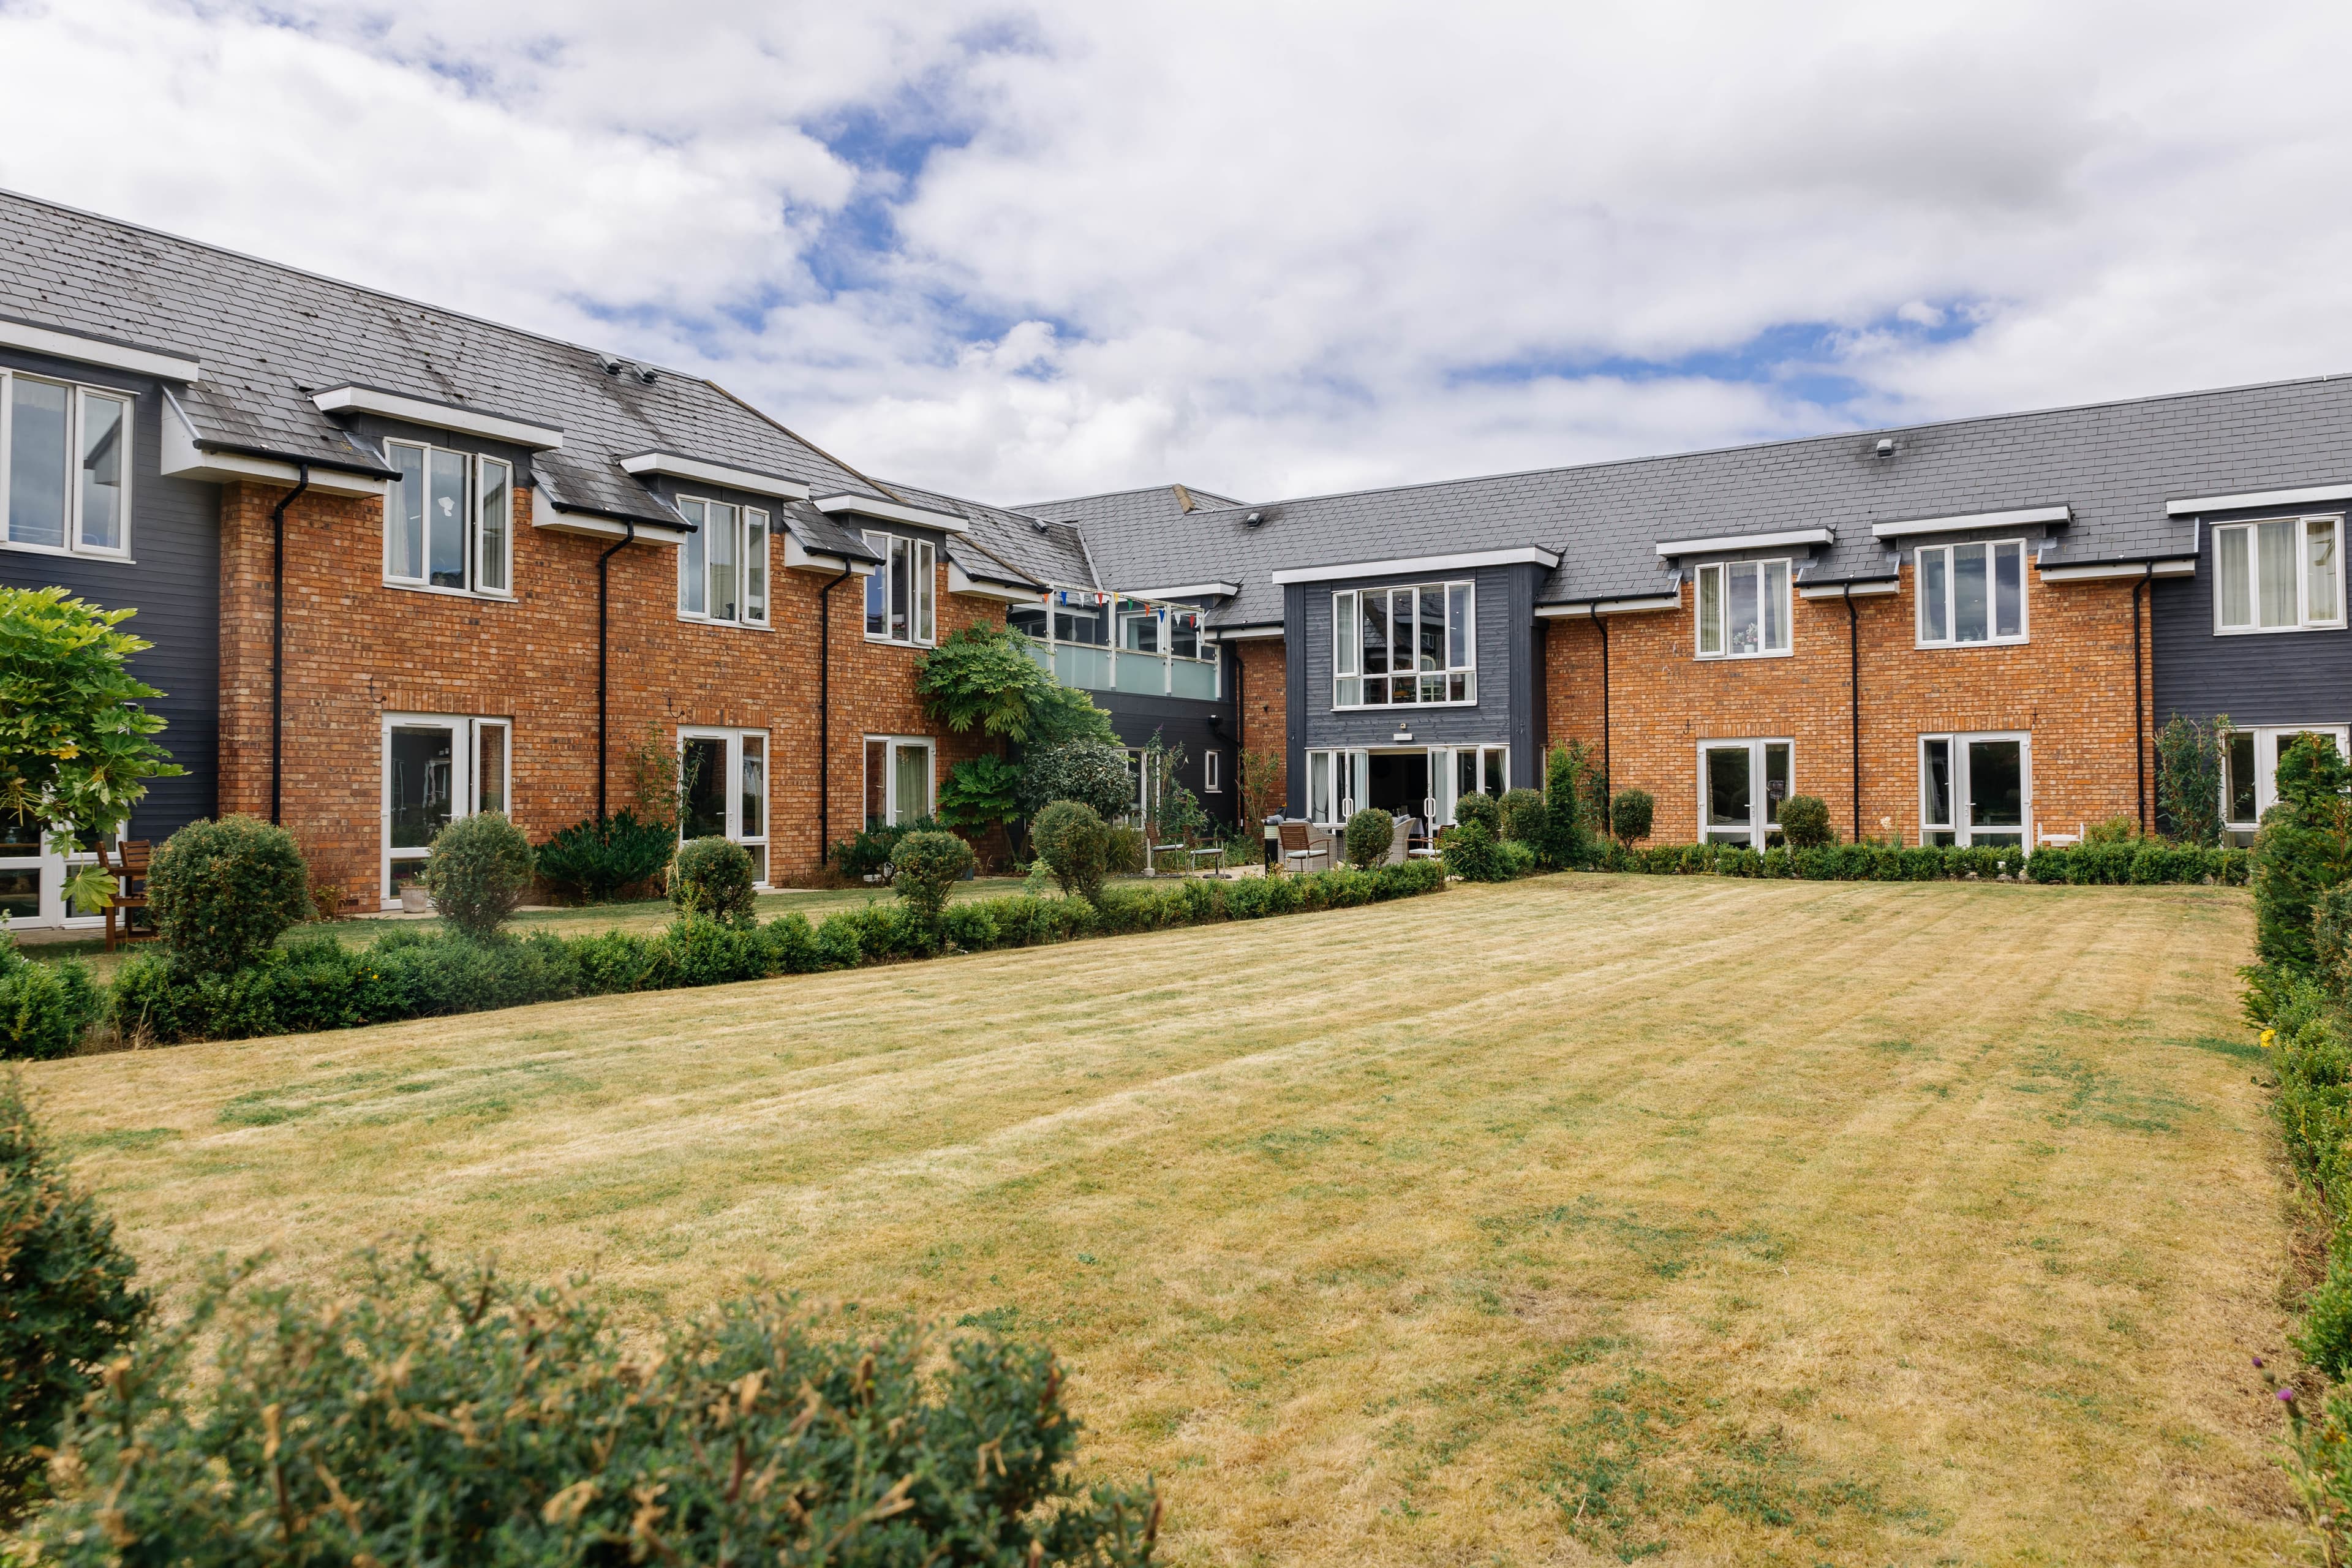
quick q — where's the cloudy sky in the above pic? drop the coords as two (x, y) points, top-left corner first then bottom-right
(1, 1), (2343, 503)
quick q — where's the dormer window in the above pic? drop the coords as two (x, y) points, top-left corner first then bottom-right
(1695, 560), (1790, 658)
(677, 498), (769, 627)
(1916, 540), (2027, 646)
(1, 372), (131, 559)
(864, 531), (936, 646)
(385, 439), (512, 597)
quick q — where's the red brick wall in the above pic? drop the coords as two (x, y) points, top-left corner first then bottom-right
(1544, 562), (2151, 845)
(1231, 637), (1287, 801)
(219, 479), (1004, 907)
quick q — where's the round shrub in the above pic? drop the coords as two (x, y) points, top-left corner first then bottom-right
(670, 837), (757, 927)
(1455, 792), (1502, 835)
(1498, 788), (1549, 845)
(0, 935), (99, 1060)
(424, 812), (535, 941)
(148, 815), (311, 974)
(894, 830), (976, 923)
(1611, 788), (1655, 845)
(1344, 807), (1395, 870)
(1778, 794), (1833, 849)
(1019, 740), (1135, 821)
(1442, 819), (1505, 881)
(1032, 801), (1109, 904)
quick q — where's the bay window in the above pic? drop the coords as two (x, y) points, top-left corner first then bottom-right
(385, 439), (513, 596)
(1919, 733), (2027, 846)
(1695, 560), (1791, 658)
(1332, 580), (1475, 707)
(1916, 540), (2026, 646)
(680, 727), (771, 883)
(2215, 515), (2343, 632)
(1698, 739), (1791, 846)
(864, 736), (935, 829)
(864, 532), (937, 646)
(677, 498), (769, 626)
(1, 371), (132, 558)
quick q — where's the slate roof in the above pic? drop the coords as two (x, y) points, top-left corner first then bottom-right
(1039, 377), (2352, 630)
(0, 187), (894, 557)
(876, 478), (1092, 592)
(1017, 484), (1247, 534)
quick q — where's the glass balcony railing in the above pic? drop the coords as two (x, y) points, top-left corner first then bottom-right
(1010, 590), (1222, 701)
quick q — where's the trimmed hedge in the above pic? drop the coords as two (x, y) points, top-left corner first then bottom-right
(0, 931), (99, 1061)
(1575, 837), (2247, 886)
(102, 861), (1449, 1047)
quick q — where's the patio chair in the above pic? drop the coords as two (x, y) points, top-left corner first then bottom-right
(1277, 820), (1331, 874)
(1385, 816), (1414, 867)
(95, 839), (156, 953)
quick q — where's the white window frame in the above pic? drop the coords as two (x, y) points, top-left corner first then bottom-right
(1693, 559), (1793, 660)
(677, 726), (771, 886)
(1696, 737), (1793, 848)
(2214, 514), (2346, 634)
(863, 530), (937, 647)
(2221, 723), (2350, 831)
(1330, 580), (1477, 709)
(1430, 744), (1509, 825)
(1918, 731), (2031, 846)
(1914, 539), (2029, 648)
(0, 369), (135, 560)
(1204, 749), (1223, 794)
(862, 735), (935, 829)
(675, 497), (770, 628)
(380, 713), (512, 907)
(1303, 748), (1373, 826)
(382, 439), (515, 599)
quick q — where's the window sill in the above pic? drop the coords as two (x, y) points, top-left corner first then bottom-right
(864, 634), (935, 649)
(1330, 695), (1479, 711)
(1, 538), (132, 563)
(383, 579), (517, 604)
(1914, 636), (2030, 650)
(1695, 649), (1793, 662)
(676, 613), (774, 632)
(2215, 621), (2348, 636)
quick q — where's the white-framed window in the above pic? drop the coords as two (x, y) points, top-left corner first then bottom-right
(2215, 515), (2344, 633)
(1694, 559), (1792, 658)
(1920, 732), (2029, 846)
(0, 371), (132, 559)
(680, 727), (770, 885)
(1698, 738), (1792, 847)
(384, 439), (513, 597)
(1204, 750), (1223, 793)
(2223, 725), (2348, 832)
(1916, 540), (2027, 647)
(1332, 581), (1476, 707)
(382, 713), (511, 904)
(864, 532), (937, 646)
(1304, 749), (1368, 826)
(677, 499), (769, 626)
(864, 736), (934, 828)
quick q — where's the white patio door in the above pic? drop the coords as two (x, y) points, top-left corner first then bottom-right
(0, 809), (105, 930)
(383, 714), (511, 905)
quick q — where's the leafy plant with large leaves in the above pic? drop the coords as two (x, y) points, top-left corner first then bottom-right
(915, 625), (1057, 741)
(0, 587), (181, 910)
(940, 755), (1025, 834)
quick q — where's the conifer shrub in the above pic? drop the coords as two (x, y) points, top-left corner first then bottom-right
(1778, 794), (1833, 849)
(1343, 807), (1395, 869)
(423, 812), (535, 941)
(0, 933), (99, 1060)
(146, 815), (311, 974)
(0, 1076), (147, 1524)
(534, 811), (675, 902)
(28, 1252), (1161, 1565)
(1611, 788), (1655, 845)
(1033, 801), (1110, 904)
(670, 837), (758, 928)
(893, 831), (976, 924)
(1498, 788), (1549, 848)
(2254, 737), (2352, 977)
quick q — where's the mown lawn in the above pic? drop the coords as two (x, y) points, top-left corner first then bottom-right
(24, 875), (2300, 1564)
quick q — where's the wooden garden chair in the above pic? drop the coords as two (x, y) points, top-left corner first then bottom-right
(96, 839), (156, 952)
(1277, 821), (1330, 874)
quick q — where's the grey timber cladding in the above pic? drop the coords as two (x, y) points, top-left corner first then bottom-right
(2152, 510), (2352, 731)
(0, 346), (217, 840)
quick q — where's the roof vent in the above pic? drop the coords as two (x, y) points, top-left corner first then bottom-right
(597, 353), (624, 375)
(1873, 437), (1897, 459)
(1245, 510), (1264, 527)
(633, 365), (658, 385)
(1031, 516), (1050, 533)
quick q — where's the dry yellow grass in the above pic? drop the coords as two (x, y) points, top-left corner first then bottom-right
(22, 875), (2302, 1564)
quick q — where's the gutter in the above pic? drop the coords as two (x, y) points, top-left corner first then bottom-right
(818, 560), (856, 859)
(270, 464), (311, 827)
(1844, 584), (1861, 843)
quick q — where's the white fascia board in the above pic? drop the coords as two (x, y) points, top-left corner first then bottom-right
(948, 561), (1040, 601)
(812, 493), (971, 533)
(1653, 526), (1833, 557)
(1268, 546), (1561, 585)
(158, 393), (388, 497)
(1123, 581), (1241, 600)
(783, 533), (876, 575)
(1206, 624), (1284, 640)
(311, 385), (563, 450)
(2166, 483), (2352, 516)
(0, 316), (201, 382)
(1869, 504), (2070, 540)
(1796, 579), (1902, 600)
(533, 509), (687, 548)
(1534, 592), (1685, 617)
(2036, 558), (2197, 582)
(617, 450), (812, 500)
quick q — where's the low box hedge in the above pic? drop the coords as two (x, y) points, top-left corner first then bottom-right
(1574, 837), (2247, 886)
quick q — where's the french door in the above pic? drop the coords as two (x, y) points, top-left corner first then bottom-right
(1428, 745), (1508, 825)
(1919, 733), (2028, 846)
(1698, 738), (1791, 847)
(682, 728), (771, 884)
(2223, 724), (2348, 833)
(382, 714), (511, 905)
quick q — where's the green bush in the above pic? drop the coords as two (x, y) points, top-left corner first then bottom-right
(423, 811), (534, 941)
(2254, 740), (2352, 978)
(2299, 1247), (2352, 1382)
(1105, 823), (1148, 875)
(2082, 815), (2140, 845)
(1498, 788), (1548, 847)
(0, 932), (99, 1060)
(671, 836), (758, 927)
(0, 1075), (147, 1524)
(1442, 820), (1506, 882)
(2155, 712), (2229, 847)
(29, 1252), (1159, 1566)
(833, 822), (909, 881)
(1344, 807), (1395, 869)
(1496, 840), (1539, 878)
(1611, 788), (1654, 845)
(1019, 740), (1134, 823)
(1539, 744), (1594, 870)
(894, 829), (976, 922)
(1033, 801), (1110, 903)
(534, 810), (674, 902)
(1779, 794), (1833, 849)
(147, 815), (311, 974)
(1454, 792), (1502, 835)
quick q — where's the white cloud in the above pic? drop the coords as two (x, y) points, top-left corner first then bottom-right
(4, 0), (2352, 504)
